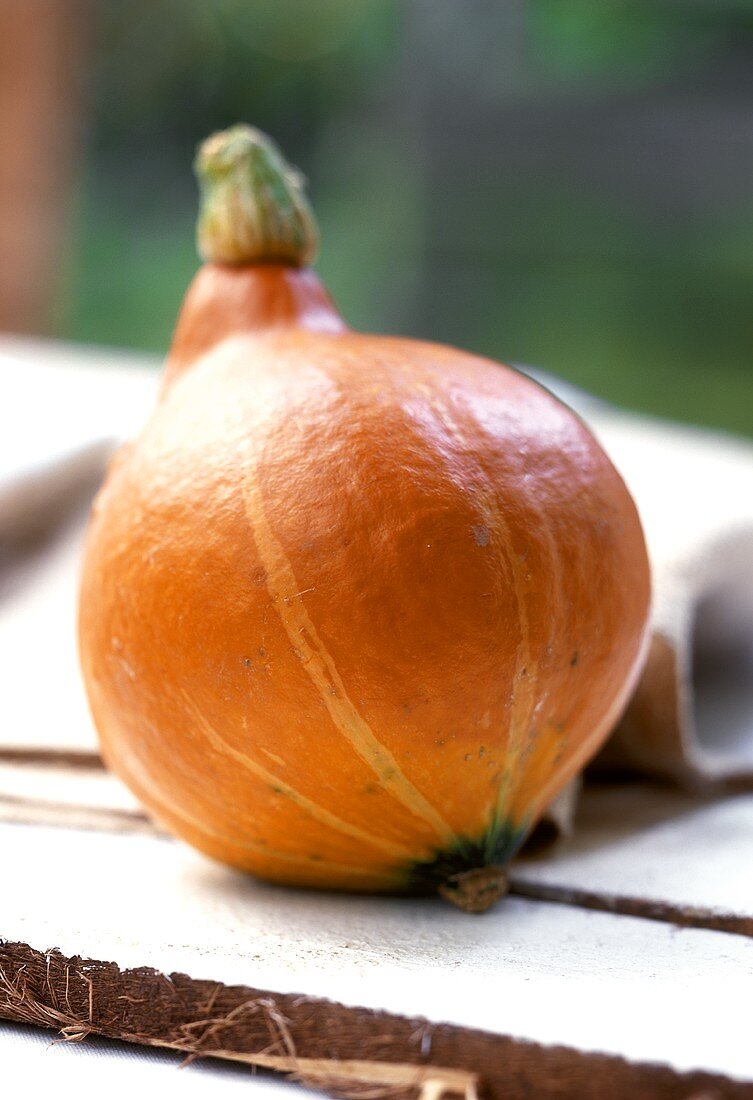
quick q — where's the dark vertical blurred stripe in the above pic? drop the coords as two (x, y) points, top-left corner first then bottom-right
(0, 0), (89, 335)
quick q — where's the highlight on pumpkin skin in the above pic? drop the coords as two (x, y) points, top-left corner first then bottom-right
(78, 122), (652, 914)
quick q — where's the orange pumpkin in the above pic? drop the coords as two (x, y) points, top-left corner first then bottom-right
(79, 126), (650, 911)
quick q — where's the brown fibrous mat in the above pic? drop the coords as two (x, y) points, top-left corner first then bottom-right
(0, 941), (748, 1100)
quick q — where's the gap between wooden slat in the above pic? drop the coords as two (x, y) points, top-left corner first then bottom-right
(507, 877), (753, 938)
(0, 748), (103, 768)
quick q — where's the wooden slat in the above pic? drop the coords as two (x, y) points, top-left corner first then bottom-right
(1, 819), (752, 1083)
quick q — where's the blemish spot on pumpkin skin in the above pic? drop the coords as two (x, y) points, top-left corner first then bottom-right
(481, 711), (491, 729)
(571, 651), (579, 667)
(472, 524), (490, 547)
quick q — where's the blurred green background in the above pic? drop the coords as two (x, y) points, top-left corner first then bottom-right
(63, 1), (753, 435)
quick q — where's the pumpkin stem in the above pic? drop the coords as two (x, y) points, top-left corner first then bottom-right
(438, 865), (508, 914)
(194, 124), (319, 268)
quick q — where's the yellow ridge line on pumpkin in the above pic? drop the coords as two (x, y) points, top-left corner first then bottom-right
(527, 667), (637, 824)
(240, 468), (457, 849)
(178, 690), (414, 860)
(419, 376), (538, 833)
(118, 751), (393, 880)
(482, 496), (538, 823)
(501, 478), (568, 820)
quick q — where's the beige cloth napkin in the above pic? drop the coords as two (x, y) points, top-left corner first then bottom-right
(2, 341), (752, 834)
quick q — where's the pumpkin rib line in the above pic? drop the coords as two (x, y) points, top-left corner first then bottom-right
(480, 495), (537, 832)
(410, 368), (538, 853)
(240, 465), (458, 849)
(178, 690), (415, 860)
(112, 752), (394, 880)
(504, 443), (574, 826)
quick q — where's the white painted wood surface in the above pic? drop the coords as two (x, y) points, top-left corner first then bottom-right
(1, 818), (752, 1079)
(514, 783), (753, 924)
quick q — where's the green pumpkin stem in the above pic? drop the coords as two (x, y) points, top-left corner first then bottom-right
(194, 124), (319, 268)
